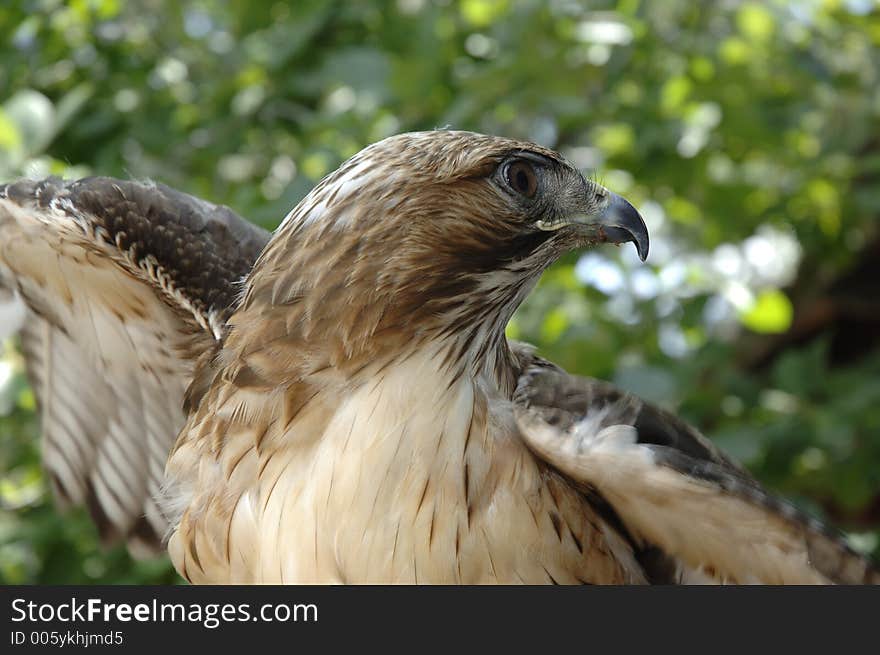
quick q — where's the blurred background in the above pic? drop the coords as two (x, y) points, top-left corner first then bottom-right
(1, 0), (879, 583)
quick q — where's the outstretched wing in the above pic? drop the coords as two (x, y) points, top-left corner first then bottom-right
(512, 357), (879, 584)
(0, 177), (268, 555)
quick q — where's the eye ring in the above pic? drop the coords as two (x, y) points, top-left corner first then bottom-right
(503, 160), (539, 199)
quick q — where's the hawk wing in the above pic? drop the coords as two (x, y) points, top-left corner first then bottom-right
(0, 177), (268, 555)
(512, 355), (880, 584)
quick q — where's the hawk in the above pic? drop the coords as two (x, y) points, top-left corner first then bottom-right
(0, 130), (876, 584)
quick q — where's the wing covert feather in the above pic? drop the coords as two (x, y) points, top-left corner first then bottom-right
(0, 177), (268, 554)
(513, 361), (879, 584)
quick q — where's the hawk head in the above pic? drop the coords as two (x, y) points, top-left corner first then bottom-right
(235, 130), (648, 385)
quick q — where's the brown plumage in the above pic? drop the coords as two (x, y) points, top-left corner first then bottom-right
(0, 177), (266, 554)
(1, 131), (877, 583)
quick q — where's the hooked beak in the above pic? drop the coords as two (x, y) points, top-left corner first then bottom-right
(595, 193), (650, 262)
(536, 191), (650, 262)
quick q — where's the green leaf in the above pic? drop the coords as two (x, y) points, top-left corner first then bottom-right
(460, 0), (508, 27)
(741, 289), (793, 334)
(737, 3), (775, 43)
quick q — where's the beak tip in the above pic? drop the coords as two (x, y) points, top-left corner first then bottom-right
(605, 193), (650, 263)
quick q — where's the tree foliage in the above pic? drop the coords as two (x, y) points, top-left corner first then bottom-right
(1, 0), (878, 583)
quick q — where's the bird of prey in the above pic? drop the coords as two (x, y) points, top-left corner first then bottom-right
(0, 130), (876, 584)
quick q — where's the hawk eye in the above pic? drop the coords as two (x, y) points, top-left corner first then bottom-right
(504, 160), (538, 199)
